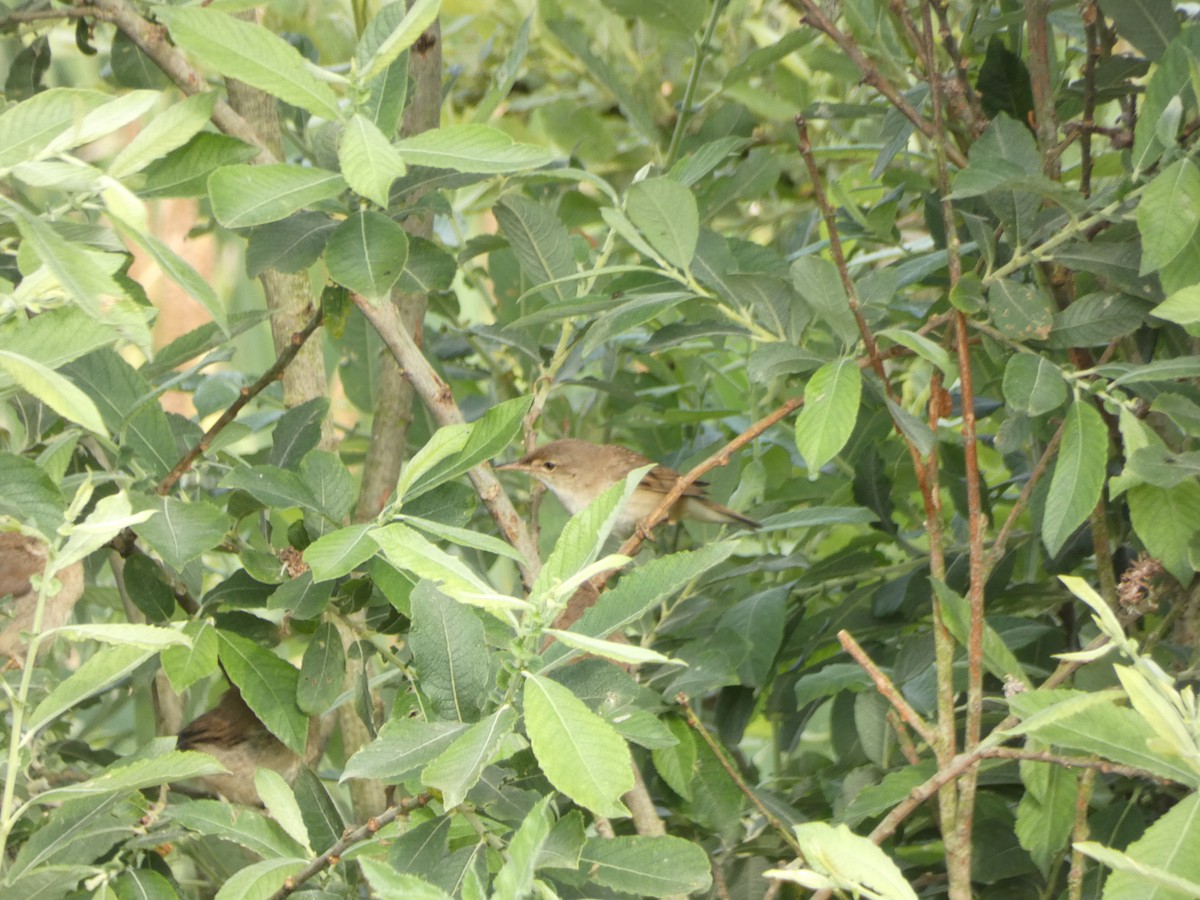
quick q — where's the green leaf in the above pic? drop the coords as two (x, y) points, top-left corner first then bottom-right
(544, 541), (733, 664)
(212, 858), (307, 900)
(772, 822), (918, 900)
(795, 358), (862, 475)
(26, 644), (158, 734)
(717, 587), (787, 687)
(9, 795), (142, 883)
(31, 751), (227, 807)
(56, 492), (155, 572)
(1044, 293), (1147, 348)
(1003, 354), (1067, 415)
(304, 523), (378, 582)
(326, 210), (409, 300)
(494, 197), (577, 302)
(579, 835), (713, 897)
(270, 397), (329, 469)
(358, 861), (453, 900)
(409, 581), (490, 722)
(406, 395), (533, 499)
(1138, 158), (1200, 272)
(422, 705), (518, 808)
(109, 91), (219, 179)
(141, 132), (259, 199)
(218, 631), (309, 755)
(245, 212), (336, 277)
(221, 464), (321, 514)
(933, 580), (1032, 688)
(1042, 400), (1108, 556)
(293, 767), (344, 855)
(625, 177), (699, 269)
(371, 522), (494, 602)
(529, 471), (643, 605)
(1152, 285), (1200, 333)
(343, 719), (468, 783)
(44, 623), (189, 650)
(161, 620), (219, 693)
(544, 630), (680, 667)
(298, 622), (344, 715)
(0, 88), (110, 168)
(116, 224), (226, 333)
(397, 235), (457, 294)
(493, 796), (554, 900)
(1093, 792), (1200, 896)
(130, 494), (230, 571)
(339, 114), (408, 206)
(1008, 691), (1198, 785)
(988, 278), (1054, 340)
(0, 453), (64, 536)
(0, 199), (129, 328)
(357, 0), (441, 83)
(255, 769), (311, 852)
(208, 164), (346, 229)
(159, 7), (340, 120)
(1109, 356), (1200, 386)
(168, 799), (307, 859)
(395, 124), (553, 173)
(1104, 0), (1180, 60)
(1129, 481), (1200, 583)
(878, 327), (955, 379)
(523, 673), (633, 817)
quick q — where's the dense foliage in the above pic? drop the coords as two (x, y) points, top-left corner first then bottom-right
(1, 0), (1199, 897)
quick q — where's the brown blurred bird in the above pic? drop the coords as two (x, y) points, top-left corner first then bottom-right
(176, 687), (318, 806)
(0, 531), (84, 666)
(497, 439), (760, 535)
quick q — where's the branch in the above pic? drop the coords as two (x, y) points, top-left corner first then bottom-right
(678, 694), (803, 857)
(91, 0), (274, 160)
(598, 394), (803, 584)
(157, 307), (325, 496)
(351, 293), (541, 585)
(268, 793), (431, 899)
(838, 630), (938, 748)
(784, 0), (968, 168)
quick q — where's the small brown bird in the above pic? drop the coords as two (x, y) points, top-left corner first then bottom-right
(0, 531), (84, 666)
(497, 439), (760, 535)
(176, 688), (316, 806)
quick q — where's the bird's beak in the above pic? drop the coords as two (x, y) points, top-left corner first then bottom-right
(495, 460), (527, 472)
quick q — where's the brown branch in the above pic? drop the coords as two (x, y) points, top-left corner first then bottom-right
(91, 0), (274, 160)
(268, 793), (431, 899)
(1080, 0), (1101, 196)
(930, 0), (988, 135)
(350, 293), (541, 585)
(606, 395), (803, 567)
(0, 6), (101, 23)
(919, 5), (973, 890)
(983, 747), (1173, 783)
(785, 0), (968, 168)
(1068, 768), (1096, 900)
(157, 307), (325, 496)
(1026, 0), (1061, 177)
(838, 630), (938, 748)
(678, 694), (803, 857)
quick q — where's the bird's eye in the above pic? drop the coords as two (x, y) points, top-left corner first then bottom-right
(540, 461), (557, 471)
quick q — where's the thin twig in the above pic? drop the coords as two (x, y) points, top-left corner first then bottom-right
(785, 0), (968, 168)
(677, 694), (803, 856)
(1068, 768), (1096, 900)
(158, 307), (325, 496)
(268, 794), (431, 899)
(838, 630), (938, 747)
(91, 0), (274, 160)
